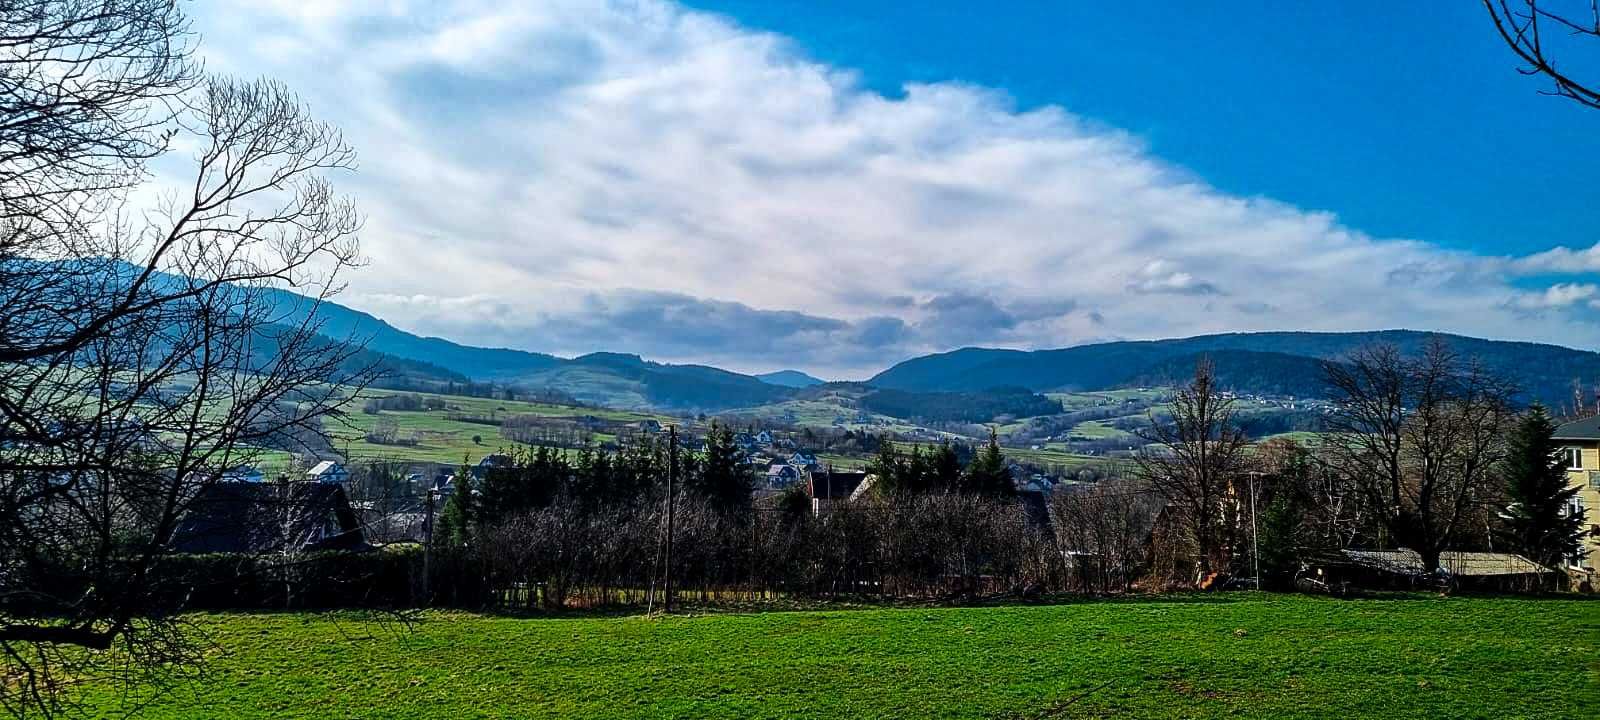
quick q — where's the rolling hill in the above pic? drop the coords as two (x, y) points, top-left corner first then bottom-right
(757, 370), (827, 388)
(103, 262), (1600, 412)
(870, 330), (1600, 406)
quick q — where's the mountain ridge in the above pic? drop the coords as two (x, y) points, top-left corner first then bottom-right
(869, 329), (1600, 406)
(87, 263), (1600, 411)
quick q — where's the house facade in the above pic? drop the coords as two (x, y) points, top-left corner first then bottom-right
(1553, 416), (1600, 572)
(765, 463), (800, 489)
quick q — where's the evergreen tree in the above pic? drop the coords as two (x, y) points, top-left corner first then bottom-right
(931, 441), (963, 493)
(617, 435), (666, 506)
(571, 446), (619, 510)
(776, 483), (812, 525)
(866, 438), (905, 494)
(438, 456), (475, 548)
(1497, 404), (1587, 570)
(1255, 494), (1304, 590)
(902, 445), (933, 493)
(696, 423), (751, 514)
(530, 445), (571, 507)
(963, 428), (1013, 497)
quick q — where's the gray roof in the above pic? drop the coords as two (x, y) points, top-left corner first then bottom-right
(1337, 549), (1551, 577)
(1553, 415), (1600, 441)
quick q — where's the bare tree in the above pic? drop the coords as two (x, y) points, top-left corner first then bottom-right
(1322, 339), (1516, 574)
(1049, 478), (1160, 593)
(1, 2), (368, 715)
(1484, 1), (1600, 109)
(1134, 358), (1250, 582)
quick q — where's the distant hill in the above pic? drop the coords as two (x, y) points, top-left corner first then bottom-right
(757, 370), (826, 388)
(1120, 350), (1337, 398)
(102, 262), (1600, 411)
(871, 331), (1600, 406)
(522, 353), (791, 410)
(256, 287), (564, 380)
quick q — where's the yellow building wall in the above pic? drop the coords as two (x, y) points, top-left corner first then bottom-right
(1563, 442), (1600, 570)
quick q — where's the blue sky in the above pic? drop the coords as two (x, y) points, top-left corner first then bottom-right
(685, 0), (1597, 258)
(180, 1), (1600, 378)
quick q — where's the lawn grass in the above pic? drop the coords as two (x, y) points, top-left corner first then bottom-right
(77, 594), (1599, 719)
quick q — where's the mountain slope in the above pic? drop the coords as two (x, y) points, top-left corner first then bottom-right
(870, 330), (1600, 405)
(258, 287), (563, 379)
(757, 370), (826, 388)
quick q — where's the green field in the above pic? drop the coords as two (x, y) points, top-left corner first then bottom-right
(322, 389), (670, 466)
(78, 595), (1600, 718)
(1066, 419), (1134, 441)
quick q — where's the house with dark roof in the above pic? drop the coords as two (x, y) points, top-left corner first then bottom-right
(170, 482), (366, 554)
(471, 453), (515, 479)
(788, 451), (820, 470)
(1552, 416), (1600, 574)
(766, 463), (801, 489)
(806, 469), (867, 515)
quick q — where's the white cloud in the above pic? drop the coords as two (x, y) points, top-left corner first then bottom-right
(1127, 260), (1222, 296)
(1506, 283), (1600, 312)
(1514, 243), (1600, 274)
(174, 0), (1600, 376)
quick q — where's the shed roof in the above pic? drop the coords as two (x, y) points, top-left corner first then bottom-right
(1333, 549), (1551, 577)
(307, 460), (344, 476)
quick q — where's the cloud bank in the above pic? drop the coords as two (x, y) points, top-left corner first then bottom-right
(183, 0), (1600, 377)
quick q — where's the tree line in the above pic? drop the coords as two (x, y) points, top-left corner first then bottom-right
(1137, 342), (1589, 589)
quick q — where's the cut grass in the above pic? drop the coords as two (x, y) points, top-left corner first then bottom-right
(75, 594), (1600, 719)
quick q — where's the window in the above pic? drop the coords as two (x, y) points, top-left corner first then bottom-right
(1561, 447), (1585, 470)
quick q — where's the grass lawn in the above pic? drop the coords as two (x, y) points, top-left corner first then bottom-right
(78, 594), (1599, 719)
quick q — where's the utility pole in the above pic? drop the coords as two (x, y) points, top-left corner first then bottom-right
(1248, 471), (1261, 590)
(664, 425), (678, 613)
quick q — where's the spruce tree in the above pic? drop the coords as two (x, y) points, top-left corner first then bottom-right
(963, 428), (1013, 497)
(1497, 404), (1587, 570)
(903, 445), (933, 493)
(931, 441), (963, 494)
(1255, 494), (1304, 590)
(438, 456), (475, 548)
(866, 438), (905, 495)
(696, 423), (751, 514)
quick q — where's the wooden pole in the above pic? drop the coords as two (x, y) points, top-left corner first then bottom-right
(422, 488), (436, 604)
(664, 425), (678, 613)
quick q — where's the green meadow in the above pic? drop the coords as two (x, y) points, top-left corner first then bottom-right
(79, 594), (1599, 719)
(321, 389), (668, 466)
